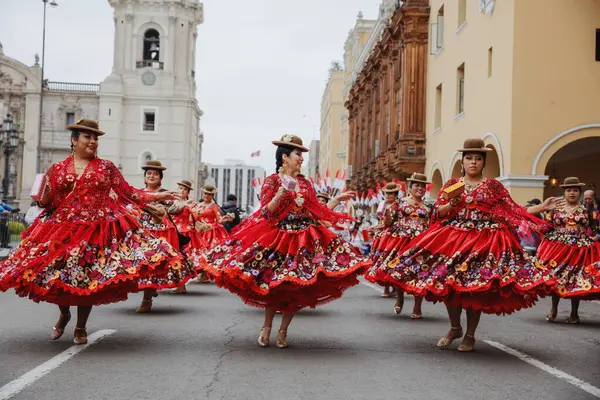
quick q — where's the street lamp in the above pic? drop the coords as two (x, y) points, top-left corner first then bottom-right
(1, 113), (18, 204)
(36, 0), (58, 174)
(0, 113), (18, 248)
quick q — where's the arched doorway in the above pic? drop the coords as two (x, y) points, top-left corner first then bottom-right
(430, 169), (443, 199)
(451, 160), (462, 178)
(483, 144), (500, 178)
(543, 136), (600, 198)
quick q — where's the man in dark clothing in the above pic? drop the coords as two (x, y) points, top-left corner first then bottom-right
(222, 194), (241, 232)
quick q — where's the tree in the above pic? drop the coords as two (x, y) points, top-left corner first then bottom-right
(329, 61), (343, 74)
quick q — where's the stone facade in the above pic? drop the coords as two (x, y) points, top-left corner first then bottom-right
(344, 0), (429, 191)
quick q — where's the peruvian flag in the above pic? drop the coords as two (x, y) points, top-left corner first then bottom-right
(250, 150), (261, 158)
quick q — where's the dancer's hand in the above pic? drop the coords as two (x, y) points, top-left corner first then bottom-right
(156, 191), (180, 201)
(542, 197), (565, 211)
(335, 191), (357, 202)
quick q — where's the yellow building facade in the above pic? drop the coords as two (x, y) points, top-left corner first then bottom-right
(425, 0), (600, 205)
(319, 70), (346, 175)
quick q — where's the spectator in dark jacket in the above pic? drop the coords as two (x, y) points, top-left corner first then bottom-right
(222, 194), (241, 232)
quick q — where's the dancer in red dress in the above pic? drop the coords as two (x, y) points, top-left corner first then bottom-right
(386, 139), (558, 351)
(538, 177), (600, 324)
(202, 135), (370, 348)
(371, 182), (401, 298)
(366, 173), (431, 318)
(188, 184), (233, 282)
(0, 119), (184, 344)
(135, 160), (196, 312)
(169, 180), (202, 293)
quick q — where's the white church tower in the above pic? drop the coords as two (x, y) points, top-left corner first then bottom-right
(99, 0), (204, 189)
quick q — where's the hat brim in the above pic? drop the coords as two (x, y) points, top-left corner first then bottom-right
(202, 189), (217, 194)
(177, 182), (193, 190)
(458, 147), (492, 153)
(382, 188), (400, 193)
(66, 124), (105, 136)
(142, 165), (167, 171)
(407, 179), (431, 185)
(316, 193), (331, 200)
(559, 183), (586, 188)
(272, 141), (309, 152)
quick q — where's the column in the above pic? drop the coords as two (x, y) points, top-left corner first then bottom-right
(124, 13), (134, 71)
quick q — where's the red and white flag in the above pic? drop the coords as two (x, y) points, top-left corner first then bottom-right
(250, 150), (261, 158)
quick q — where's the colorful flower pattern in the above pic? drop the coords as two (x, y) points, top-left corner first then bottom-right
(0, 156), (186, 305)
(537, 205), (600, 300)
(202, 173), (370, 312)
(366, 200), (431, 286)
(382, 178), (556, 315)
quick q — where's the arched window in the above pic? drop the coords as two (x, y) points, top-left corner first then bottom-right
(145, 153), (152, 162)
(143, 29), (160, 61)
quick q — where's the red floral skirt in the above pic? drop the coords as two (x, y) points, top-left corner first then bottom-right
(139, 225), (196, 290)
(185, 225), (228, 272)
(0, 211), (187, 306)
(537, 238), (600, 300)
(383, 223), (556, 315)
(366, 235), (412, 286)
(202, 219), (371, 312)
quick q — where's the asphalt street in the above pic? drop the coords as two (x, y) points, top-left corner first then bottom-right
(0, 280), (599, 400)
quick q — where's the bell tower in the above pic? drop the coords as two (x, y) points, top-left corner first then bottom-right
(98, 0), (204, 189)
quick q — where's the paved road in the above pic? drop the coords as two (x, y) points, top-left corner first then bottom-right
(0, 280), (599, 400)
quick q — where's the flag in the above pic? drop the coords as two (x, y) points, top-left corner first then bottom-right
(250, 150), (261, 158)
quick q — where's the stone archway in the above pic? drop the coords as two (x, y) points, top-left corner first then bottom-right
(451, 159), (462, 179)
(430, 169), (443, 199)
(533, 124), (600, 175)
(483, 144), (500, 178)
(542, 136), (600, 198)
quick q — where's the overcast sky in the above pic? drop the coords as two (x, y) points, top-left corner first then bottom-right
(1, 0), (381, 174)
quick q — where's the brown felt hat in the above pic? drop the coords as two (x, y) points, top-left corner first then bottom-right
(177, 180), (194, 190)
(382, 182), (401, 193)
(272, 134), (309, 152)
(316, 192), (331, 201)
(66, 118), (105, 136)
(559, 177), (586, 188)
(201, 184), (217, 194)
(457, 138), (491, 153)
(407, 172), (430, 185)
(141, 160), (167, 171)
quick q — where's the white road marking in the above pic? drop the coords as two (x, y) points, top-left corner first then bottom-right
(360, 277), (600, 398)
(0, 329), (116, 400)
(593, 300), (600, 305)
(485, 340), (600, 398)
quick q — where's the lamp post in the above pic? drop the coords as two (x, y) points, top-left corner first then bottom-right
(36, 0), (58, 174)
(0, 113), (19, 248)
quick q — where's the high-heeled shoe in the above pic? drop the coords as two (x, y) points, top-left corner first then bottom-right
(73, 328), (88, 345)
(276, 329), (288, 348)
(393, 299), (404, 315)
(545, 309), (557, 322)
(457, 334), (475, 352)
(566, 316), (580, 324)
(136, 299), (153, 313)
(437, 326), (463, 349)
(50, 312), (72, 340)
(258, 327), (271, 347)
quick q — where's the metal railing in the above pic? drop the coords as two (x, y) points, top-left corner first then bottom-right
(136, 60), (164, 69)
(46, 81), (100, 93)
